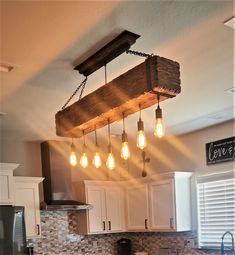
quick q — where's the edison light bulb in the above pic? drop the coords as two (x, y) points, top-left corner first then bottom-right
(137, 130), (147, 150)
(121, 142), (130, 160)
(80, 152), (89, 168)
(106, 152), (115, 170)
(121, 131), (130, 160)
(70, 151), (77, 166)
(137, 118), (147, 150)
(154, 118), (164, 138)
(92, 151), (102, 168)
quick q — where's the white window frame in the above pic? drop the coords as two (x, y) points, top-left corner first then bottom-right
(196, 170), (235, 249)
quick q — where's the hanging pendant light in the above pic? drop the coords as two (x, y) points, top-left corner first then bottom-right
(69, 138), (77, 166)
(80, 131), (89, 168)
(121, 113), (130, 160)
(154, 94), (164, 138)
(106, 119), (115, 170)
(137, 105), (147, 149)
(92, 127), (102, 168)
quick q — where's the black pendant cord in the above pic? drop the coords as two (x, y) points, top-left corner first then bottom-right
(126, 49), (154, 59)
(61, 76), (88, 110)
(122, 112), (125, 132)
(71, 138), (75, 150)
(104, 64), (107, 84)
(108, 119), (110, 143)
(157, 93), (160, 107)
(139, 104), (142, 119)
(83, 130), (86, 147)
(108, 118), (111, 148)
(94, 126), (98, 147)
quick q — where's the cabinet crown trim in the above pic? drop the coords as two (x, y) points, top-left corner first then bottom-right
(13, 176), (44, 184)
(0, 163), (19, 171)
(123, 171), (192, 185)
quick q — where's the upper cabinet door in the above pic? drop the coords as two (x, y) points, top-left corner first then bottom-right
(0, 170), (14, 204)
(14, 177), (44, 238)
(149, 179), (175, 230)
(86, 185), (106, 234)
(0, 164), (19, 205)
(126, 184), (149, 231)
(105, 187), (124, 232)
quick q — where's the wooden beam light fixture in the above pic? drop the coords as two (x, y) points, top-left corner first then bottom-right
(55, 30), (181, 138)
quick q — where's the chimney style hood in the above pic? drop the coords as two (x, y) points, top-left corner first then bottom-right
(40, 141), (92, 211)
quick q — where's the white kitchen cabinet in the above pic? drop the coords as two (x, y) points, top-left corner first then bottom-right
(0, 163), (19, 204)
(149, 172), (192, 232)
(125, 183), (149, 231)
(76, 172), (191, 234)
(75, 181), (125, 234)
(124, 172), (192, 232)
(13, 176), (44, 238)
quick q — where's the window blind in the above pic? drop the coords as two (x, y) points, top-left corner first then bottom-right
(197, 176), (235, 249)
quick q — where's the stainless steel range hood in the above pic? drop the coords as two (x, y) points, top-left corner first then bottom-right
(40, 141), (92, 211)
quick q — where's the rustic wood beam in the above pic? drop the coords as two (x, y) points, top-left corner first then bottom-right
(56, 56), (181, 137)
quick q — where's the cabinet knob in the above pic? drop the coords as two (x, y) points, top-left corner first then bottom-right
(108, 221), (111, 231)
(102, 221), (105, 231)
(170, 218), (174, 229)
(36, 224), (40, 235)
(145, 219), (148, 229)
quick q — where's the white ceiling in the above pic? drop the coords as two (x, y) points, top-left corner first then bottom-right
(0, 0), (234, 142)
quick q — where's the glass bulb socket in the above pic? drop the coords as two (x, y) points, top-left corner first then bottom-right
(137, 118), (144, 131)
(155, 105), (162, 119)
(82, 144), (87, 154)
(121, 131), (128, 143)
(107, 144), (112, 153)
(70, 142), (75, 151)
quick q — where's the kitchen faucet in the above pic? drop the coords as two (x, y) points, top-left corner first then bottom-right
(221, 231), (234, 255)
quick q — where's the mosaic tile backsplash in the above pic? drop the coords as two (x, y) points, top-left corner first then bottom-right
(31, 211), (222, 255)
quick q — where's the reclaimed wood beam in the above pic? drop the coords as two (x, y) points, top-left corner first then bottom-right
(55, 56), (181, 137)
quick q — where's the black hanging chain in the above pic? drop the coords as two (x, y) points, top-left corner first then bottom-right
(61, 77), (88, 110)
(126, 49), (154, 58)
(61, 50), (152, 110)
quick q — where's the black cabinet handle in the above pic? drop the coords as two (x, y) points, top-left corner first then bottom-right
(36, 224), (40, 235)
(170, 218), (174, 229)
(108, 221), (111, 230)
(144, 219), (148, 229)
(102, 221), (105, 231)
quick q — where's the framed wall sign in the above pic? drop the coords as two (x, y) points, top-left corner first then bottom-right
(206, 136), (235, 165)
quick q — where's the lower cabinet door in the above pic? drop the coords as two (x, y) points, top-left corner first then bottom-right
(86, 185), (106, 233)
(105, 187), (124, 232)
(149, 179), (176, 230)
(126, 184), (149, 231)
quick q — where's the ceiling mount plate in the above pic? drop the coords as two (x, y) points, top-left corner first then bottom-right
(224, 16), (235, 29)
(74, 30), (140, 76)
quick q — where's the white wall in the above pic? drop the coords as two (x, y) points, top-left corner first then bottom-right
(1, 120), (233, 179)
(130, 119), (234, 177)
(0, 139), (42, 176)
(0, 120), (234, 208)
